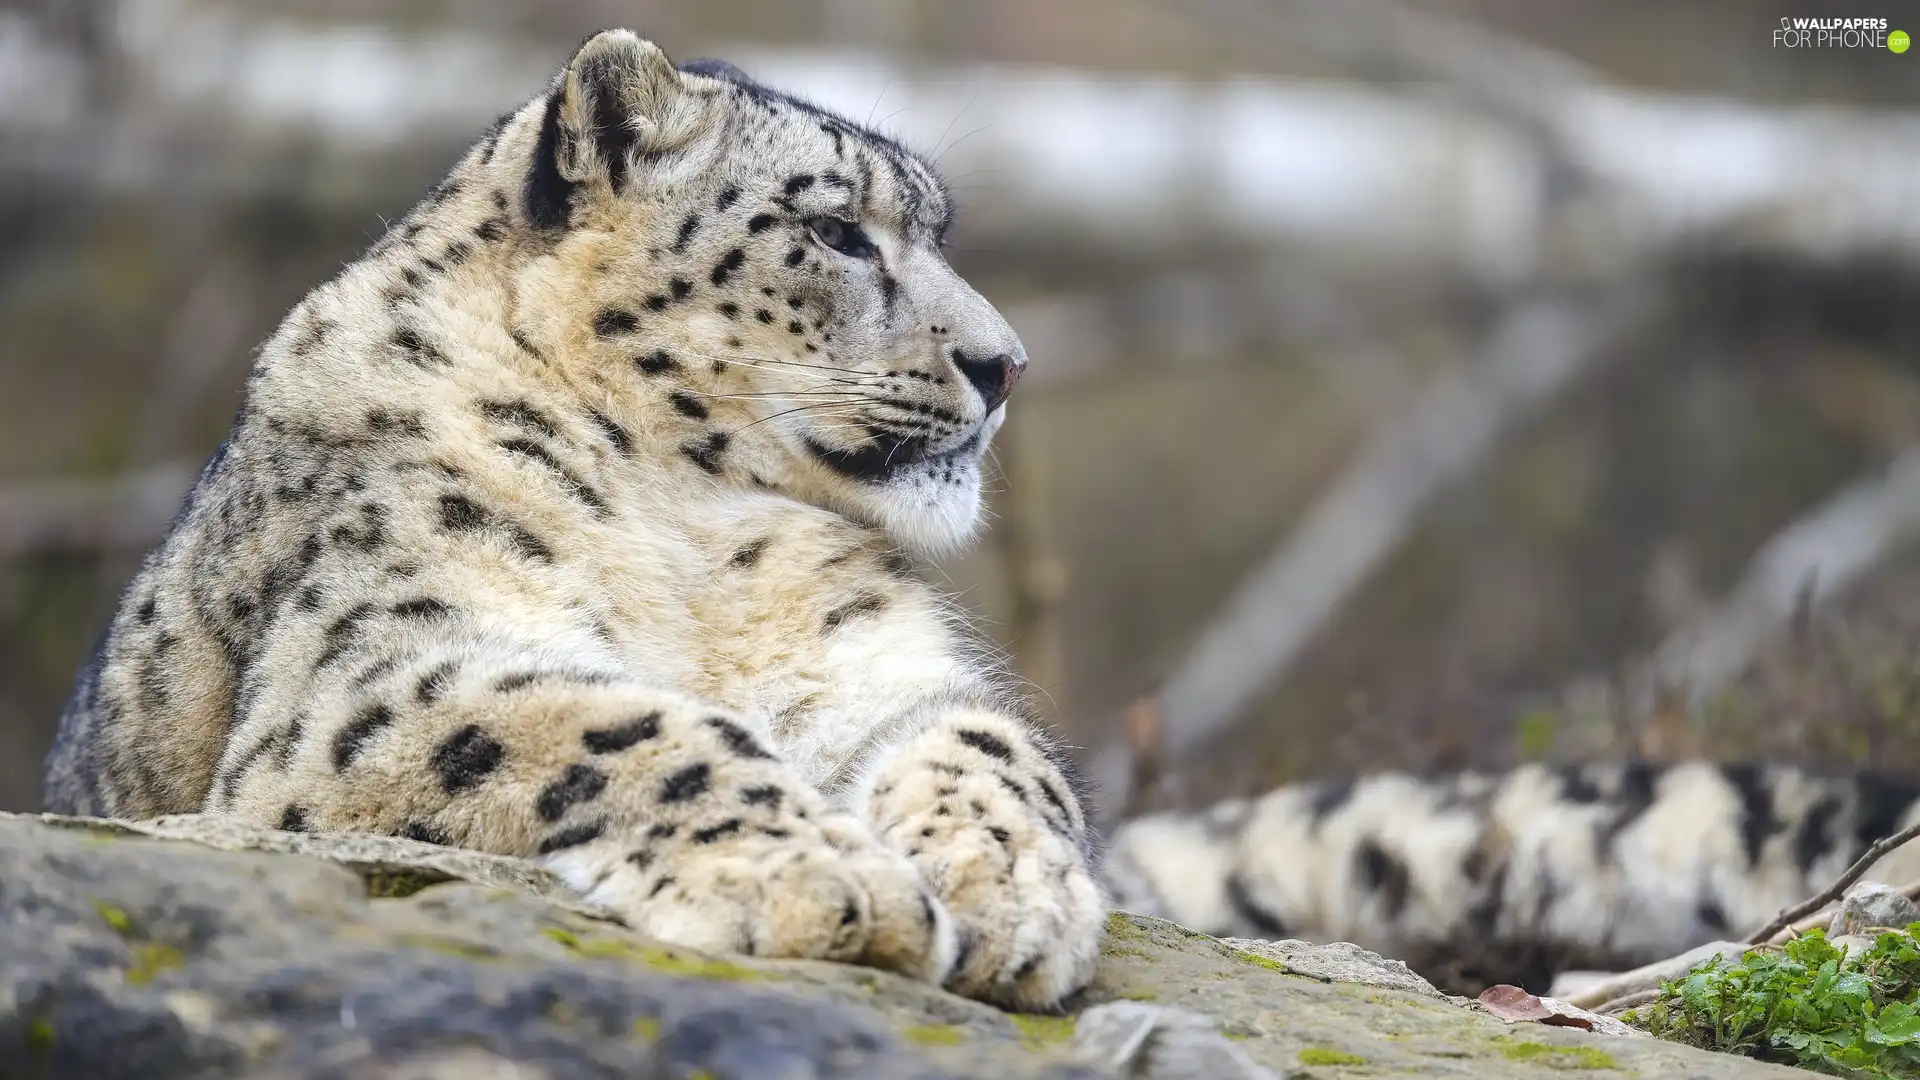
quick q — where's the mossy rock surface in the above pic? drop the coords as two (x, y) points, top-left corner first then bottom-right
(0, 812), (1802, 1078)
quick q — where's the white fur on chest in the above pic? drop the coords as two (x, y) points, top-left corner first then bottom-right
(586, 486), (967, 792)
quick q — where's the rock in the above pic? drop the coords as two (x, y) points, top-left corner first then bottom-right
(1073, 1001), (1278, 1079)
(1222, 937), (1444, 999)
(1826, 881), (1920, 937)
(0, 813), (1807, 1078)
(1529, 998), (1640, 1039)
(1829, 933), (1881, 956)
(34, 812), (587, 907)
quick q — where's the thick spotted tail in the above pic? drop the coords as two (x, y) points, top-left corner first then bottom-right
(1101, 761), (1920, 991)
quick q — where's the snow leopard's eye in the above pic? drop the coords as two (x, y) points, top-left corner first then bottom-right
(806, 217), (876, 259)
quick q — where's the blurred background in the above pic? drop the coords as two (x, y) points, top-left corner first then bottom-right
(5, 0), (1920, 819)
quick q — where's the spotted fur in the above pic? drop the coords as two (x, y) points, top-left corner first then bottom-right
(42, 31), (1098, 1011)
(1103, 761), (1920, 991)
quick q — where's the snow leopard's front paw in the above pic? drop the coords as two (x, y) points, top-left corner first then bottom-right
(548, 809), (956, 985)
(868, 725), (1106, 1011)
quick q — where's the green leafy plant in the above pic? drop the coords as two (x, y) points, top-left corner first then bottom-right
(1626, 925), (1920, 1077)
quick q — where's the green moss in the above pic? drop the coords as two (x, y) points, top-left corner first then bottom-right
(902, 1024), (967, 1046)
(1009, 1013), (1077, 1048)
(90, 899), (185, 984)
(541, 926), (764, 981)
(27, 1018), (54, 1058)
(1498, 1042), (1616, 1069)
(639, 946), (763, 981)
(364, 869), (445, 898)
(395, 933), (502, 961)
(1516, 709), (1559, 760)
(1362, 991), (1429, 1008)
(124, 942), (183, 985)
(91, 900), (132, 936)
(1298, 1047), (1368, 1066)
(632, 1016), (660, 1041)
(1237, 950), (1288, 973)
(1104, 912), (1146, 940)
(1118, 991), (1159, 1002)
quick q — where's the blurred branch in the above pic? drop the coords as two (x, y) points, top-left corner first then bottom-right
(1121, 696), (1167, 819)
(991, 418), (1070, 720)
(126, 258), (252, 466)
(1185, 0), (1920, 266)
(8, 7), (1920, 269)
(81, 261), (253, 596)
(1646, 446), (1920, 705)
(1090, 288), (1654, 821)
(1747, 823), (1920, 945)
(1088, 0), (1920, 819)
(1159, 297), (1615, 725)
(0, 464), (196, 556)
(1193, 0), (1603, 153)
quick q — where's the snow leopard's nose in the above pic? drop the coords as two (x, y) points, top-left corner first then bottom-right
(950, 346), (1026, 414)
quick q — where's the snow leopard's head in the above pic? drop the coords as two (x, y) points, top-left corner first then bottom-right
(516, 31), (1026, 555)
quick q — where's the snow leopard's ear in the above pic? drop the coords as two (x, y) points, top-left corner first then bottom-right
(527, 30), (698, 228)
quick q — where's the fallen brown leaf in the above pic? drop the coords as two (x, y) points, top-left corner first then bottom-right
(1476, 984), (1596, 1030)
(1478, 984), (1553, 1022)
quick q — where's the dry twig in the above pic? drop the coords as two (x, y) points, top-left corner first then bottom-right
(1747, 822), (1920, 945)
(1564, 880), (1920, 1011)
(1121, 696), (1165, 819)
(1594, 989), (1661, 1016)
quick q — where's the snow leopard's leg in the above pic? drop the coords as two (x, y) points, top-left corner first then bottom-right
(856, 705), (1105, 1011)
(210, 615), (952, 983)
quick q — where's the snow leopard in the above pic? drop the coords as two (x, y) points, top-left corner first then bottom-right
(43, 30), (1104, 1011)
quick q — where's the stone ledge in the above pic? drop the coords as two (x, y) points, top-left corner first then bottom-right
(0, 812), (1801, 1078)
